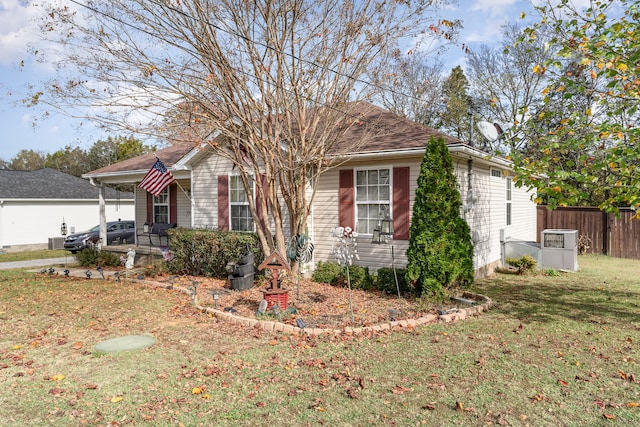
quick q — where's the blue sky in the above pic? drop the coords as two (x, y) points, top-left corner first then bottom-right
(0, 0), (557, 162)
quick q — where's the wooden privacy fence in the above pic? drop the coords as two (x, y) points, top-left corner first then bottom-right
(537, 206), (640, 259)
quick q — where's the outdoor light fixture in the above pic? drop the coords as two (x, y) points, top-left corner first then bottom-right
(371, 206), (394, 244)
(61, 220), (67, 237)
(85, 270), (92, 278)
(143, 223), (150, 233)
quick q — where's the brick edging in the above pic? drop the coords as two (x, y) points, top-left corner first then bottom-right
(139, 279), (492, 336)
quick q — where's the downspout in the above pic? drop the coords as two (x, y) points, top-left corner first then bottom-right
(89, 177), (107, 247)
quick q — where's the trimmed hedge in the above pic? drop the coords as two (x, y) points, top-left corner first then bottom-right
(167, 228), (263, 277)
(312, 261), (373, 290)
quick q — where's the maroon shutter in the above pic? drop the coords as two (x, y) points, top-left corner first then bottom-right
(256, 174), (268, 231)
(218, 175), (229, 230)
(339, 169), (354, 229)
(146, 191), (153, 224)
(169, 183), (178, 225)
(393, 167), (410, 240)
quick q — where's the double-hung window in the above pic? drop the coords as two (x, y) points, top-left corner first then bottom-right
(153, 188), (169, 224)
(355, 168), (391, 234)
(229, 175), (254, 232)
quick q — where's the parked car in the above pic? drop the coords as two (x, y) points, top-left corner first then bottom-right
(64, 220), (135, 253)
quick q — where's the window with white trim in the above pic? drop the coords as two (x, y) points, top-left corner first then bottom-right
(506, 176), (512, 226)
(229, 175), (254, 232)
(153, 188), (169, 224)
(355, 168), (391, 234)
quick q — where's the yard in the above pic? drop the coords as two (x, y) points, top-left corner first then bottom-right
(0, 255), (639, 426)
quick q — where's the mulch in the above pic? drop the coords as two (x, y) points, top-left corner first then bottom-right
(151, 274), (445, 330)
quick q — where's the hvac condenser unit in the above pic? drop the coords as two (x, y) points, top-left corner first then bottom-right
(540, 229), (578, 271)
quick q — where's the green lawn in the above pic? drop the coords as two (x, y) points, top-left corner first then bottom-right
(0, 249), (69, 262)
(0, 255), (639, 426)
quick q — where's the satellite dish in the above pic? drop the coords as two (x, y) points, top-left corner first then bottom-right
(477, 121), (499, 142)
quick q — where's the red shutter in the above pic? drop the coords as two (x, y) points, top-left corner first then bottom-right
(169, 183), (178, 225)
(256, 174), (268, 231)
(218, 175), (229, 230)
(393, 167), (410, 240)
(146, 191), (153, 224)
(339, 169), (354, 229)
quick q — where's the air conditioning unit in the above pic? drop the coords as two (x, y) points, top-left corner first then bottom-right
(540, 229), (578, 271)
(48, 237), (65, 250)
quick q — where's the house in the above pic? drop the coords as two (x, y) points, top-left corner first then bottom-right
(0, 168), (134, 251)
(83, 103), (537, 276)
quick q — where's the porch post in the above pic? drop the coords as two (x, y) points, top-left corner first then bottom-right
(98, 183), (107, 246)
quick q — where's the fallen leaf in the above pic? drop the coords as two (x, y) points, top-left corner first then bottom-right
(392, 385), (411, 395)
(255, 401), (266, 407)
(627, 402), (639, 408)
(422, 403), (436, 410)
(455, 401), (464, 411)
(72, 342), (83, 350)
(49, 388), (64, 396)
(603, 413), (615, 420)
(557, 379), (568, 387)
(51, 374), (65, 382)
(111, 396), (123, 403)
(192, 386), (204, 395)
(346, 387), (358, 399)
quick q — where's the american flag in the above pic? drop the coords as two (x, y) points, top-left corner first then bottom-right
(138, 157), (176, 196)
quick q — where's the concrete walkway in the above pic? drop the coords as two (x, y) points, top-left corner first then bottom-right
(0, 257), (73, 270)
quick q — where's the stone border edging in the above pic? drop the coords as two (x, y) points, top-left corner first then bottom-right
(138, 279), (492, 336)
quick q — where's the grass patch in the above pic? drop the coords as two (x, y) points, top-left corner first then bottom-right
(0, 250), (68, 263)
(1, 255), (639, 426)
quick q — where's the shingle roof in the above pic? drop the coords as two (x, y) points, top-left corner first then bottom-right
(84, 102), (465, 176)
(87, 144), (194, 175)
(0, 168), (134, 200)
(330, 102), (462, 155)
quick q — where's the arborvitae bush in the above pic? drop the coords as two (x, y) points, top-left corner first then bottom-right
(406, 136), (474, 297)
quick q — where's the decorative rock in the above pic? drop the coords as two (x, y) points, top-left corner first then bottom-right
(440, 314), (452, 323)
(398, 320), (408, 328)
(261, 321), (275, 331)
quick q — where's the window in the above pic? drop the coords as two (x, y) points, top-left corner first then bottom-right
(491, 168), (502, 178)
(229, 175), (254, 231)
(506, 176), (512, 226)
(355, 168), (391, 234)
(153, 188), (169, 224)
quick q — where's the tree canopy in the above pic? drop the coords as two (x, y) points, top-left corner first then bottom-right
(28, 0), (458, 262)
(513, 0), (640, 213)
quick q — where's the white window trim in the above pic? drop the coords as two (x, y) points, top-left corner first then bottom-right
(153, 187), (170, 224)
(228, 174), (255, 232)
(354, 166), (393, 235)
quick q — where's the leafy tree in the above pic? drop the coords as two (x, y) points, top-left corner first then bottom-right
(28, 0), (456, 272)
(406, 136), (474, 297)
(44, 145), (90, 177)
(88, 135), (153, 171)
(9, 149), (46, 170)
(514, 0), (640, 213)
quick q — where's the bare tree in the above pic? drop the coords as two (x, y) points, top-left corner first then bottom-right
(466, 22), (552, 153)
(371, 51), (446, 128)
(29, 0), (454, 268)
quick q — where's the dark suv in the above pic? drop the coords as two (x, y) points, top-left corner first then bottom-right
(63, 220), (135, 253)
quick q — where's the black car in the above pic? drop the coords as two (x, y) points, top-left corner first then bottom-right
(64, 220), (136, 253)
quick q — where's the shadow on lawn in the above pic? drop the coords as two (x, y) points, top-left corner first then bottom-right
(474, 276), (640, 325)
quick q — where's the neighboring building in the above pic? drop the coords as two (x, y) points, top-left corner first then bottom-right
(84, 103), (538, 277)
(0, 168), (134, 251)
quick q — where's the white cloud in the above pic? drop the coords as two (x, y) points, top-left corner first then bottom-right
(470, 0), (522, 17)
(0, 0), (41, 65)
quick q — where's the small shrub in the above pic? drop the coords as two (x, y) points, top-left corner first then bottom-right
(312, 261), (373, 290)
(75, 247), (121, 267)
(312, 261), (344, 284)
(375, 268), (412, 295)
(144, 260), (170, 277)
(544, 268), (560, 277)
(505, 255), (537, 274)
